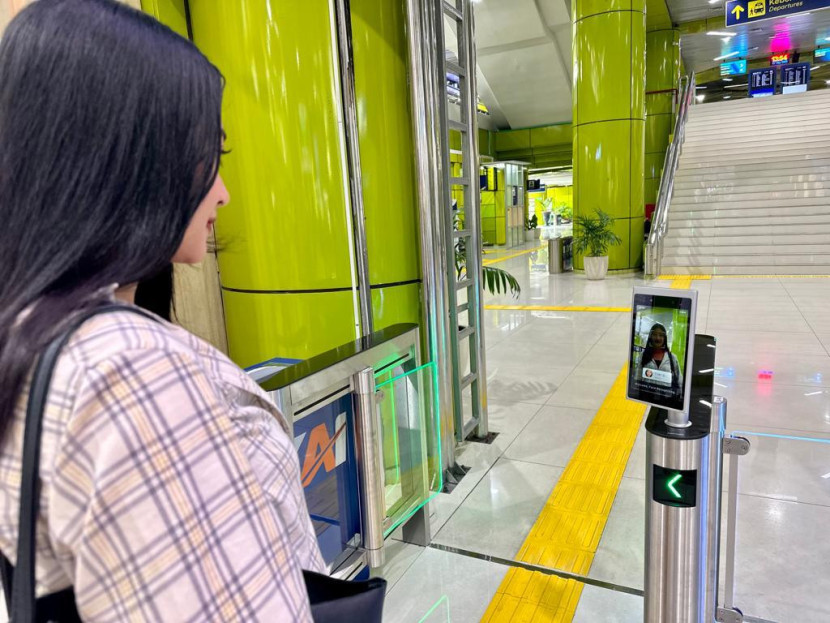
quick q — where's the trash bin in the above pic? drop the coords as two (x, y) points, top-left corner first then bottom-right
(548, 236), (574, 274)
(548, 237), (563, 274)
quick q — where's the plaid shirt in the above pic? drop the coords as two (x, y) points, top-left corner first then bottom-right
(0, 308), (325, 621)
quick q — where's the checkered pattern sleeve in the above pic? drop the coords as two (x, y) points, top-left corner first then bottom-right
(48, 346), (314, 622)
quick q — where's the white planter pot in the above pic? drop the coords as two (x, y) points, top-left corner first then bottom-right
(525, 229), (536, 243)
(584, 255), (609, 280)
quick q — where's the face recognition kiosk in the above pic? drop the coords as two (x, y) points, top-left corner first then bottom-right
(629, 287), (737, 623)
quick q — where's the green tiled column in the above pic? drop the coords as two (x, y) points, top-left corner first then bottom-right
(645, 29), (680, 207)
(572, 0), (646, 270)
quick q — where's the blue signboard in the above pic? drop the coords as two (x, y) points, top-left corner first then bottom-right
(780, 62), (811, 93)
(295, 394), (361, 567)
(727, 0), (830, 26)
(749, 67), (776, 97)
(815, 48), (830, 62)
(720, 59), (748, 76)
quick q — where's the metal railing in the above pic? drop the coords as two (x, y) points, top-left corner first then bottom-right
(645, 73), (696, 277)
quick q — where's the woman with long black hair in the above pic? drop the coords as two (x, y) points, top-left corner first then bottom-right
(637, 323), (683, 396)
(0, 0), (323, 620)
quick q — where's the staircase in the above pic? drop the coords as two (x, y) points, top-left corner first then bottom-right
(661, 88), (830, 275)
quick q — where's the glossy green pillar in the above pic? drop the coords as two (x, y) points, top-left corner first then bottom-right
(186, 1), (358, 367)
(351, 0), (422, 332)
(645, 29), (680, 207)
(572, 0), (646, 270)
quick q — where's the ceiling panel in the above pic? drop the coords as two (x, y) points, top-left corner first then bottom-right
(478, 42), (572, 128)
(473, 0), (572, 129)
(666, 0), (724, 24)
(473, 0), (549, 48)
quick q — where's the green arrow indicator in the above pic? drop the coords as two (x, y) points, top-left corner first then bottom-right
(667, 473), (683, 499)
(732, 5), (745, 20)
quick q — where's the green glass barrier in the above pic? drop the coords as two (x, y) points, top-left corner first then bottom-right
(374, 361), (439, 537)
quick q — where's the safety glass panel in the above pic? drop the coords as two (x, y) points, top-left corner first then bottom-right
(375, 362), (437, 537)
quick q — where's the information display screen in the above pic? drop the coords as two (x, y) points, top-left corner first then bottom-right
(652, 465), (697, 508)
(627, 287), (697, 413)
(749, 67), (775, 97)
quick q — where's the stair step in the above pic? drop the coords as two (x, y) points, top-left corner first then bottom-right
(669, 205), (830, 219)
(671, 190), (830, 206)
(686, 110), (830, 130)
(675, 171), (830, 187)
(674, 182), (830, 197)
(682, 138), (830, 158)
(669, 222), (830, 237)
(678, 155), (830, 173)
(664, 243), (830, 256)
(685, 118), (830, 142)
(670, 214), (830, 229)
(661, 265), (830, 276)
(663, 254), (830, 267)
(665, 233), (830, 246)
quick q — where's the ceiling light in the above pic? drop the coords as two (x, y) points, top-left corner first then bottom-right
(696, 94), (706, 102)
(696, 85), (708, 89)
(825, 37), (830, 41)
(723, 77), (733, 82)
(708, 0), (721, 4)
(725, 83), (748, 88)
(724, 96), (732, 99)
(826, 80), (830, 84)
(708, 31), (735, 37)
(714, 51), (741, 61)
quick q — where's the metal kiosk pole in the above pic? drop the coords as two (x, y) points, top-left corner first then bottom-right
(644, 334), (727, 623)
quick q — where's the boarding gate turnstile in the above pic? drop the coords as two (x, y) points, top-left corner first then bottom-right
(249, 324), (435, 580)
(644, 334), (749, 623)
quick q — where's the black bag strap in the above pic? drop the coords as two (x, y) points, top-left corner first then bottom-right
(9, 304), (158, 623)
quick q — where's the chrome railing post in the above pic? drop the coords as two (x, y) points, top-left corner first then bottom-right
(646, 73), (695, 278)
(353, 368), (385, 568)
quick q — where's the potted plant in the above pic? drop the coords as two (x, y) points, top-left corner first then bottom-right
(454, 213), (521, 297)
(539, 198), (554, 226)
(555, 203), (573, 224)
(572, 209), (622, 280)
(524, 214), (538, 243)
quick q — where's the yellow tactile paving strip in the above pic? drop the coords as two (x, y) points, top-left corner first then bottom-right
(485, 305), (630, 313)
(481, 275), (702, 622)
(482, 246), (545, 266)
(481, 369), (646, 622)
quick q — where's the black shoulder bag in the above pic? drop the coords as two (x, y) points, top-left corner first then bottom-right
(0, 305), (386, 622)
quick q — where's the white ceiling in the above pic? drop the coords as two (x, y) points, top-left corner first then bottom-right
(470, 0), (572, 129)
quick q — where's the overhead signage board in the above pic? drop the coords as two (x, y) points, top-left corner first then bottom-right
(815, 48), (830, 62)
(749, 67), (776, 97)
(720, 59), (748, 76)
(726, 0), (830, 26)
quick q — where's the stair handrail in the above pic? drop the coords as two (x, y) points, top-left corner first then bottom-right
(645, 73), (695, 277)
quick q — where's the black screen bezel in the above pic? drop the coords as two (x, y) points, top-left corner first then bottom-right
(628, 292), (694, 412)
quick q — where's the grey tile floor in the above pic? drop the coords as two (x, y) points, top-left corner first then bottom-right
(380, 248), (830, 622)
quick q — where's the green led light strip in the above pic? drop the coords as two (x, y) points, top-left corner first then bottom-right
(374, 362), (436, 390)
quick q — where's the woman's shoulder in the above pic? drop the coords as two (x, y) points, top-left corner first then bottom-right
(66, 308), (274, 409)
(66, 308), (209, 369)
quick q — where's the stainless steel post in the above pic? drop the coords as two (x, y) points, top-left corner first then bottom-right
(645, 425), (708, 623)
(703, 397), (726, 622)
(404, 0), (456, 473)
(353, 368), (385, 568)
(333, 0), (373, 336)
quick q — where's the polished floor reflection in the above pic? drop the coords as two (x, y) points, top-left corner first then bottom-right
(381, 245), (830, 623)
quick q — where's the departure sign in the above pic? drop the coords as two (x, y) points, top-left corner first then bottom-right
(781, 62), (811, 86)
(653, 465), (697, 508)
(727, 0), (830, 27)
(749, 67), (776, 97)
(770, 53), (790, 66)
(720, 59), (747, 76)
(815, 48), (830, 63)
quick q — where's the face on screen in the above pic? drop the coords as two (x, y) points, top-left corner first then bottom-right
(627, 290), (695, 412)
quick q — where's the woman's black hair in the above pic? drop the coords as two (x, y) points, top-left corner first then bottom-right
(135, 264), (175, 321)
(0, 0), (224, 441)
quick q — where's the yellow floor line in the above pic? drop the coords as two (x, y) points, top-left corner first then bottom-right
(482, 246), (545, 266)
(482, 276), (691, 622)
(485, 305), (630, 313)
(481, 368), (646, 622)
